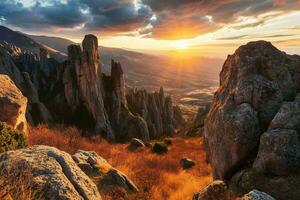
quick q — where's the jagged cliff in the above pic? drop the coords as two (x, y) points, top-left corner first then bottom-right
(0, 35), (183, 141)
(204, 41), (300, 200)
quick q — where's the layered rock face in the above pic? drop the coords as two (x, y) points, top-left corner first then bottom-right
(126, 87), (184, 139)
(0, 75), (27, 133)
(204, 41), (300, 199)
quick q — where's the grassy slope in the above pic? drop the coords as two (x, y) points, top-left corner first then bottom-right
(28, 125), (212, 200)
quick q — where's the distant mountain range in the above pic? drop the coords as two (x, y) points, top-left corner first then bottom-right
(0, 25), (223, 115)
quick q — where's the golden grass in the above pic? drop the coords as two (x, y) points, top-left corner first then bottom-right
(28, 125), (212, 200)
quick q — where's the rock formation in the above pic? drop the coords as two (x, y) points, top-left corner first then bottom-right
(102, 60), (150, 141)
(0, 75), (27, 133)
(0, 145), (102, 200)
(0, 35), (183, 142)
(204, 41), (300, 199)
(126, 87), (184, 139)
(62, 35), (113, 139)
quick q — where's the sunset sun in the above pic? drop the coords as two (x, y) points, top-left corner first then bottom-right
(175, 40), (189, 50)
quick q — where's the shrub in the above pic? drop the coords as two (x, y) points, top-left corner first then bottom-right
(0, 122), (27, 153)
(152, 142), (168, 154)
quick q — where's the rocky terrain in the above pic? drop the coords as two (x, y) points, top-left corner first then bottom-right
(1, 22), (300, 200)
(0, 31), (183, 142)
(204, 41), (300, 200)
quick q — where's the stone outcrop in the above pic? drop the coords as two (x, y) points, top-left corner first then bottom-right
(126, 86), (184, 139)
(0, 145), (101, 200)
(204, 41), (300, 200)
(0, 75), (27, 133)
(63, 35), (113, 139)
(72, 150), (138, 196)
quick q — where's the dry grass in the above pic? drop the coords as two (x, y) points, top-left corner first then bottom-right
(0, 163), (38, 200)
(28, 125), (212, 200)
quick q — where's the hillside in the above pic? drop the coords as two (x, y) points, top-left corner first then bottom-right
(0, 26), (66, 61)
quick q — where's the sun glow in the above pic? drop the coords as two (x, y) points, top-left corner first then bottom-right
(175, 40), (189, 50)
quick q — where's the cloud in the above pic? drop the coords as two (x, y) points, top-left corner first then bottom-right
(0, 0), (300, 40)
(141, 0), (300, 39)
(217, 35), (249, 40)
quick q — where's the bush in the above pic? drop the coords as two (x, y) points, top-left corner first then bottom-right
(0, 122), (27, 153)
(152, 142), (168, 154)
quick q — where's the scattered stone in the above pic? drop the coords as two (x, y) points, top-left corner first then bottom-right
(128, 138), (145, 150)
(0, 145), (101, 200)
(72, 150), (138, 195)
(241, 190), (276, 200)
(164, 138), (172, 146)
(180, 157), (195, 169)
(152, 142), (168, 154)
(192, 180), (233, 200)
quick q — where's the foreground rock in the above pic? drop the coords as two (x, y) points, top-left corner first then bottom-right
(0, 145), (101, 200)
(0, 75), (27, 133)
(204, 41), (300, 199)
(72, 150), (138, 196)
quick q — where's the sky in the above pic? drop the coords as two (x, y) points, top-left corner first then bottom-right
(1, 0), (300, 58)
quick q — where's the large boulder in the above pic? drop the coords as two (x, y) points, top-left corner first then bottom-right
(72, 150), (138, 196)
(0, 75), (27, 133)
(204, 41), (300, 200)
(0, 145), (101, 200)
